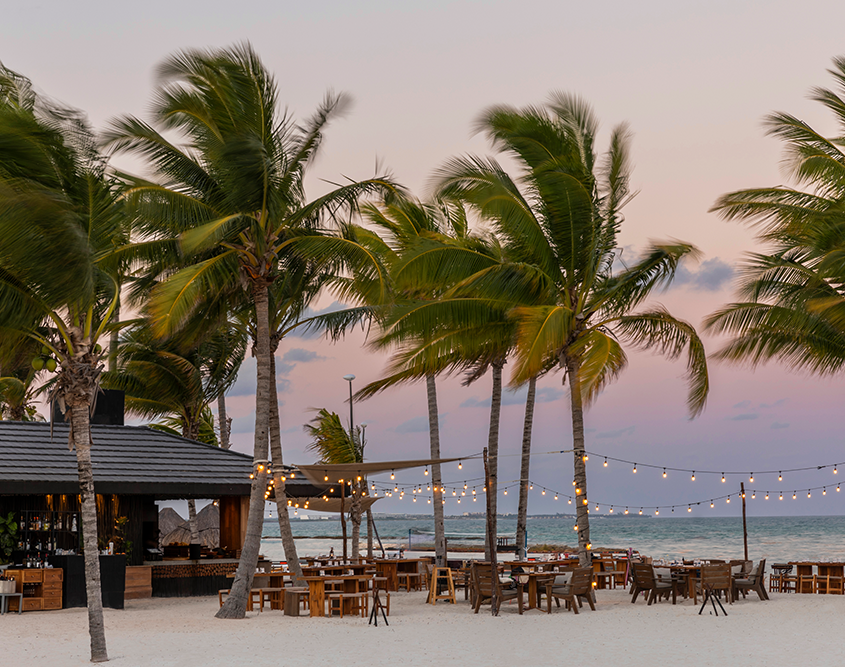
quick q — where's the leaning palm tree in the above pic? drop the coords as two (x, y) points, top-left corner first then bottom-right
(707, 57), (845, 371)
(105, 44), (396, 618)
(0, 64), (125, 662)
(304, 408), (367, 559)
(387, 94), (709, 566)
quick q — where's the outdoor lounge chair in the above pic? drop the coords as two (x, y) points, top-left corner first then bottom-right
(470, 562), (523, 614)
(630, 562), (678, 605)
(734, 559), (769, 600)
(545, 567), (595, 614)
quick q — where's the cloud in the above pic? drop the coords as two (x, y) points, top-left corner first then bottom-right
(760, 399), (787, 409)
(393, 414), (446, 434)
(733, 400), (752, 409)
(282, 348), (326, 363)
(771, 422), (790, 429)
(729, 413), (759, 421)
(230, 411), (256, 434)
(277, 362), (296, 377)
(672, 258), (734, 292)
(460, 386), (564, 409)
(596, 426), (635, 439)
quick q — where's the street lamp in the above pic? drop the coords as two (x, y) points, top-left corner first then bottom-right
(343, 374), (356, 432)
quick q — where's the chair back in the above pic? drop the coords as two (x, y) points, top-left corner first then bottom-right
(701, 563), (731, 589)
(631, 562), (657, 589)
(471, 561), (499, 598)
(568, 567), (593, 595)
(754, 559), (766, 583)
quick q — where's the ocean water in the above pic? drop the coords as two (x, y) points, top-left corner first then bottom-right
(260, 514), (845, 564)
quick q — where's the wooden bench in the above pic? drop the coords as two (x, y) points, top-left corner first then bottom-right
(327, 591), (368, 618)
(218, 587), (285, 612)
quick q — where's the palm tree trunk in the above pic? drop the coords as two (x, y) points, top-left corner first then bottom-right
(366, 509), (374, 559)
(515, 375), (537, 561)
(267, 348), (303, 583)
(108, 302), (119, 374)
(340, 494), (348, 560)
(217, 391), (230, 450)
(484, 360), (504, 561)
(350, 483), (362, 560)
(564, 354), (591, 568)
(181, 421), (201, 545)
(70, 402), (108, 662)
(426, 373), (446, 567)
(216, 282), (272, 619)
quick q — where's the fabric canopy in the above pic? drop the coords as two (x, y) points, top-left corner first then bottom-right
(295, 457), (467, 486)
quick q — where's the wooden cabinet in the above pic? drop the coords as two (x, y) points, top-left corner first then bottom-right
(5, 568), (63, 612)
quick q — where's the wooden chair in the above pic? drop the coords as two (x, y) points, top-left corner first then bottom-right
(695, 564), (732, 615)
(734, 560), (768, 600)
(770, 564), (795, 593)
(545, 568), (595, 614)
(630, 563), (678, 605)
(594, 558), (626, 590)
(470, 562), (523, 614)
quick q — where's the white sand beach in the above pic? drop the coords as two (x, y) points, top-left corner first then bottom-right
(4, 589), (841, 667)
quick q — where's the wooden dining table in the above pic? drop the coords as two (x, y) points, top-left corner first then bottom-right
(375, 558), (428, 591)
(789, 561), (845, 593)
(324, 574), (373, 616)
(514, 571), (558, 609)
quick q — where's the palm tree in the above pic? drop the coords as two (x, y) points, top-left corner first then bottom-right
(105, 44), (396, 618)
(0, 64), (125, 662)
(355, 196), (494, 566)
(0, 338), (46, 421)
(706, 57), (845, 371)
(385, 94), (709, 566)
(304, 408), (367, 559)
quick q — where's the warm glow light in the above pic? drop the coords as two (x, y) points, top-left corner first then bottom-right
(554, 495), (558, 500)
(542, 490), (546, 495)
(688, 506), (692, 512)
(710, 501), (714, 508)
(655, 509), (659, 515)
(793, 492), (797, 499)
(624, 508), (629, 514)
(721, 474), (726, 483)
(458, 461), (462, 470)
(779, 472), (783, 481)
(424, 467), (429, 476)
(583, 498), (588, 505)
(663, 469), (667, 478)
(633, 465), (637, 473)
(691, 472), (695, 481)
(808, 491), (811, 498)
(765, 493), (769, 499)
(835, 467), (838, 475)
(750, 474), (754, 482)
(603, 458), (608, 467)
(638, 509), (643, 515)
(391, 471), (395, 480)
(568, 499), (572, 504)
(779, 493), (783, 500)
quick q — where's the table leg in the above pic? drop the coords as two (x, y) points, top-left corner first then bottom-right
(308, 581), (325, 618)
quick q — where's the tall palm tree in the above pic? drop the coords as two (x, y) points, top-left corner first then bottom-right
(387, 94), (709, 566)
(0, 64), (125, 662)
(355, 196), (494, 566)
(304, 408), (367, 559)
(105, 44), (396, 618)
(706, 57), (845, 371)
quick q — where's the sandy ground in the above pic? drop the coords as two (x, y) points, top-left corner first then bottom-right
(3, 588), (841, 667)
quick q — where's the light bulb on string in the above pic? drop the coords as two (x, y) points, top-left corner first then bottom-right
(609, 506), (613, 513)
(838, 485), (841, 492)
(778, 472), (782, 481)
(765, 492), (769, 500)
(751, 492), (756, 499)
(823, 488), (827, 495)
(554, 494), (558, 500)
(624, 507), (629, 514)
(391, 470), (395, 480)
(458, 461), (462, 470)
(662, 468), (667, 478)
(688, 506), (692, 512)
(655, 509), (659, 515)
(710, 500), (714, 508)
(633, 464), (637, 474)
(638, 508), (643, 515)
(807, 491), (811, 498)
(726, 497), (730, 504)
(691, 471), (695, 481)
(424, 467), (429, 476)
(750, 474), (754, 483)
(568, 499), (572, 505)
(779, 493), (783, 500)
(603, 458), (608, 467)
(721, 473), (726, 483)
(503, 489), (507, 495)
(542, 489), (546, 496)
(835, 466), (838, 475)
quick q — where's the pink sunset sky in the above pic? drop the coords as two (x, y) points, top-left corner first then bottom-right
(5, 0), (845, 516)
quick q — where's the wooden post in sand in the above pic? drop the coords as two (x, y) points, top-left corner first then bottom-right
(740, 482), (748, 561)
(483, 448), (498, 616)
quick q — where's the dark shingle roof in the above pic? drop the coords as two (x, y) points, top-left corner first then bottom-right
(0, 421), (253, 498)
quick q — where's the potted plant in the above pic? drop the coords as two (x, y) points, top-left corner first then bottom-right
(0, 511), (19, 570)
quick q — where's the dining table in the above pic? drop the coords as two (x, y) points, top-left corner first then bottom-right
(324, 574), (373, 616)
(789, 561), (845, 593)
(514, 571), (558, 610)
(300, 575), (370, 617)
(374, 558), (429, 591)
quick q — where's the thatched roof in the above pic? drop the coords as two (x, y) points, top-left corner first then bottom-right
(158, 507), (185, 538)
(160, 503), (220, 548)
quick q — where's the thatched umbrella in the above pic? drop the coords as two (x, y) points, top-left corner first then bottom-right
(160, 503), (220, 548)
(158, 507), (186, 546)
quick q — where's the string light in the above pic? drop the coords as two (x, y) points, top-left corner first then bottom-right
(779, 493), (783, 500)
(793, 492), (797, 500)
(603, 458), (608, 467)
(765, 492), (769, 500)
(749, 474), (754, 483)
(710, 501), (714, 508)
(638, 508), (643, 515)
(624, 508), (629, 514)
(721, 473), (726, 483)
(458, 461), (462, 470)
(807, 491), (811, 498)
(835, 466), (838, 475)
(662, 468), (667, 479)
(633, 464), (637, 474)
(391, 471), (395, 480)
(691, 472), (695, 481)
(779, 472), (782, 481)
(688, 506), (692, 512)
(424, 467), (429, 476)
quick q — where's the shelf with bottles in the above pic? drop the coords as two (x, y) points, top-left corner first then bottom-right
(16, 510), (82, 566)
